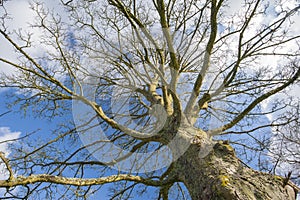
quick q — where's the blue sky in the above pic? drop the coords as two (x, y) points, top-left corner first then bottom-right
(0, 89), (117, 199)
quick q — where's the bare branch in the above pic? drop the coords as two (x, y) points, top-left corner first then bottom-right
(208, 64), (300, 135)
(0, 152), (14, 181)
(184, 0), (223, 121)
(0, 174), (163, 188)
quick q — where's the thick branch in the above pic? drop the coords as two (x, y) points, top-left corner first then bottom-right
(74, 95), (161, 140)
(184, 0), (222, 119)
(156, 0), (180, 90)
(0, 174), (162, 188)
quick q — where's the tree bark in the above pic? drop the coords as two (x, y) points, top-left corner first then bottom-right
(173, 140), (299, 200)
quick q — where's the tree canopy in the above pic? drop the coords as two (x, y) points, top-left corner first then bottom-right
(0, 0), (300, 199)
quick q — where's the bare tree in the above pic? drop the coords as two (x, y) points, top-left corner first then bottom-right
(0, 0), (300, 199)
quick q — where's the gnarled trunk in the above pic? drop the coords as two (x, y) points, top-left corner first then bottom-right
(173, 140), (299, 200)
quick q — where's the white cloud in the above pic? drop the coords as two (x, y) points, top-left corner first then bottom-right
(0, 127), (21, 180)
(225, 0), (243, 14)
(0, 0), (35, 75)
(0, 0), (67, 75)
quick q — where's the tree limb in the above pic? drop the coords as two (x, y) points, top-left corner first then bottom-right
(208, 63), (300, 135)
(0, 174), (163, 188)
(184, 0), (223, 120)
(0, 152), (14, 181)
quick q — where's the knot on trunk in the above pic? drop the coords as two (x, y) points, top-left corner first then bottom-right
(213, 140), (235, 156)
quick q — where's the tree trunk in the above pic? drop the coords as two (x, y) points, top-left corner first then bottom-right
(173, 140), (299, 200)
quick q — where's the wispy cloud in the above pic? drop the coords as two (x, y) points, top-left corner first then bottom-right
(0, 127), (21, 180)
(0, 0), (65, 75)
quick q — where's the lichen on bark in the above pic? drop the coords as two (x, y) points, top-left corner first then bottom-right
(173, 140), (299, 200)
